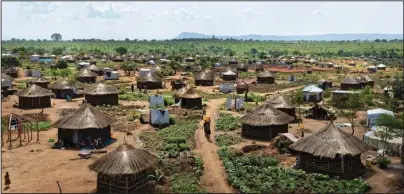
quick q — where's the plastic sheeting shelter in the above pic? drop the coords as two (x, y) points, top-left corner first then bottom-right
(25, 70), (41, 77)
(30, 55), (40, 62)
(219, 83), (235, 94)
(302, 85), (323, 102)
(104, 71), (119, 80)
(363, 127), (402, 156)
(77, 62), (90, 69)
(226, 97), (244, 110)
(150, 109), (170, 126)
(288, 75), (297, 82)
(366, 108), (394, 129)
(149, 95), (164, 107)
(139, 69), (151, 77)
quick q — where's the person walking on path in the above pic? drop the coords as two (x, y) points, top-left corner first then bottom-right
(143, 86), (148, 95)
(131, 84), (134, 93)
(4, 172), (11, 189)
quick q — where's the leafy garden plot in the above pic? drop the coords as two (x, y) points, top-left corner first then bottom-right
(218, 147), (370, 193)
(215, 113), (240, 132)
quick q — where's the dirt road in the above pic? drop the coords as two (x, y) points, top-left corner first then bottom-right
(194, 98), (234, 193)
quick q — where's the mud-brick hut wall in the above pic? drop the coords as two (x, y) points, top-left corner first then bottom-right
(77, 76), (96, 83)
(222, 74), (237, 81)
(241, 123), (289, 140)
(85, 94), (119, 106)
(194, 71), (214, 86)
(58, 127), (111, 145)
(18, 96), (52, 109)
(257, 75), (275, 84)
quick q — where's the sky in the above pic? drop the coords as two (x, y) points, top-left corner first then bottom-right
(2, 1), (403, 40)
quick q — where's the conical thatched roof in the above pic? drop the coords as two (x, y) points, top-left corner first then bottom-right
(257, 70), (274, 78)
(88, 143), (157, 176)
(195, 71), (214, 81)
(88, 64), (100, 71)
(255, 63), (264, 69)
(50, 78), (85, 90)
(267, 95), (295, 109)
(240, 103), (294, 126)
(29, 76), (50, 83)
(359, 75), (373, 82)
(180, 87), (201, 99)
(341, 77), (359, 84)
(76, 68), (97, 78)
(289, 121), (370, 158)
(137, 72), (162, 83)
(1, 73), (13, 81)
(52, 103), (116, 129)
(236, 79), (249, 90)
(83, 83), (119, 95)
(16, 84), (54, 97)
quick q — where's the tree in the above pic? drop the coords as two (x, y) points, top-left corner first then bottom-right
(251, 48), (258, 56)
(1, 56), (21, 68)
(115, 47), (128, 55)
(52, 47), (65, 56)
(51, 33), (62, 41)
(290, 89), (305, 124)
(336, 91), (365, 135)
(168, 60), (181, 74)
(50, 69), (59, 80)
(59, 68), (72, 77)
(56, 60), (68, 69)
(376, 113), (404, 162)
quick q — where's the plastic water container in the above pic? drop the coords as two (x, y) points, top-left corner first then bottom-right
(366, 155), (373, 167)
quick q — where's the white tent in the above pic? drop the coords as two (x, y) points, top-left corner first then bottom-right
(147, 60), (156, 65)
(219, 83), (235, 94)
(149, 95), (164, 107)
(363, 127), (402, 156)
(61, 55), (73, 60)
(226, 96), (244, 110)
(77, 62), (90, 68)
(104, 71), (119, 80)
(367, 108), (394, 129)
(150, 109), (170, 126)
(30, 55), (41, 62)
(377, 64), (386, 69)
(139, 68), (151, 77)
(302, 85), (323, 101)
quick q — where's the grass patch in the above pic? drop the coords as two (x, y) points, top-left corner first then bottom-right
(170, 173), (203, 193)
(218, 147), (370, 193)
(215, 134), (243, 147)
(23, 121), (52, 131)
(216, 113), (240, 131)
(119, 92), (149, 101)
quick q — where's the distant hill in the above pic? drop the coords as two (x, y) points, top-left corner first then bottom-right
(175, 32), (403, 41)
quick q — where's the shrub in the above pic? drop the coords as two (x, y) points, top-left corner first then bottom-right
(170, 173), (202, 193)
(1, 56), (21, 68)
(56, 60), (68, 69)
(215, 134), (243, 147)
(164, 96), (175, 106)
(377, 156), (391, 169)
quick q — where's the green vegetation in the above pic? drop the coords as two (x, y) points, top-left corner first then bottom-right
(216, 113), (240, 131)
(215, 134), (243, 147)
(118, 92), (149, 101)
(218, 147), (370, 193)
(23, 121), (52, 131)
(170, 173), (202, 193)
(1, 56), (21, 68)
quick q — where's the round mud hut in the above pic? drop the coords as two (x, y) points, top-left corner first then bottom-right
(76, 68), (98, 83)
(348, 61), (356, 66)
(88, 143), (158, 194)
(27, 76), (50, 89)
(52, 103), (116, 146)
(318, 79), (333, 90)
(137, 72), (163, 89)
(83, 83), (119, 106)
(4, 67), (18, 78)
(289, 121), (370, 179)
(195, 71), (214, 86)
(255, 63), (264, 73)
(171, 79), (186, 90)
(257, 71), (275, 84)
(221, 69), (237, 81)
(1, 73), (13, 91)
(236, 79), (249, 94)
(173, 87), (187, 103)
(180, 87), (203, 109)
(357, 75), (374, 88)
(237, 64), (248, 72)
(88, 64), (104, 76)
(16, 84), (54, 109)
(50, 78), (85, 99)
(229, 59), (238, 65)
(240, 103), (294, 140)
(340, 77), (362, 90)
(266, 95), (296, 118)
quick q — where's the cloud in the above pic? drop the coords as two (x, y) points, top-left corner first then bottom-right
(84, 2), (138, 19)
(69, 13), (80, 21)
(19, 2), (61, 14)
(241, 8), (263, 18)
(312, 9), (333, 18)
(149, 8), (211, 21)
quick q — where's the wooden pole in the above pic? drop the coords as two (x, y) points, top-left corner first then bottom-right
(30, 124), (33, 142)
(8, 126), (12, 149)
(56, 181), (62, 193)
(36, 120), (39, 143)
(19, 122), (22, 146)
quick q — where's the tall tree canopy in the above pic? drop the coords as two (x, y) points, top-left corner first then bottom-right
(51, 33), (62, 41)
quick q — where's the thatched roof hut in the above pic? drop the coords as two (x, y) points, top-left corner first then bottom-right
(27, 76), (50, 89)
(50, 78), (85, 99)
(16, 84), (54, 109)
(267, 95), (296, 118)
(53, 103), (116, 146)
(137, 72), (163, 89)
(289, 121), (369, 178)
(240, 103), (294, 140)
(236, 79), (249, 94)
(195, 71), (214, 86)
(4, 67), (18, 78)
(1, 73), (13, 90)
(340, 77), (361, 90)
(76, 69), (97, 83)
(318, 79), (333, 90)
(255, 63), (264, 72)
(357, 75), (374, 87)
(83, 83), (119, 106)
(89, 143), (157, 193)
(88, 64), (104, 76)
(257, 70), (275, 84)
(348, 61), (356, 66)
(237, 64), (248, 72)
(307, 102), (336, 120)
(171, 79), (186, 90)
(180, 87), (203, 109)
(173, 87), (187, 103)
(229, 58), (238, 65)
(221, 68), (237, 81)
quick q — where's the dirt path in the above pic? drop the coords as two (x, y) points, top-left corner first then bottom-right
(258, 85), (305, 97)
(194, 98), (234, 193)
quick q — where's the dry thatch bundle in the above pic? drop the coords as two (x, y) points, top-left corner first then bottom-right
(341, 77), (359, 84)
(50, 78), (85, 90)
(1, 73), (13, 81)
(267, 95), (295, 109)
(240, 103), (294, 126)
(195, 71), (214, 80)
(137, 72), (162, 83)
(257, 70), (274, 78)
(16, 84), (54, 97)
(88, 143), (157, 176)
(52, 103), (116, 129)
(83, 83), (119, 95)
(76, 68), (97, 78)
(289, 121), (369, 158)
(180, 87), (201, 99)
